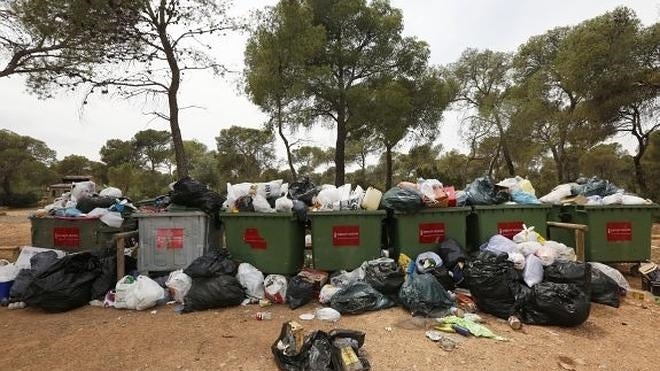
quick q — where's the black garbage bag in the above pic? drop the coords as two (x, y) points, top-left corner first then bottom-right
(379, 186), (424, 213)
(184, 249), (237, 278)
(363, 258), (404, 295)
(570, 176), (619, 197)
(436, 238), (467, 269)
(10, 251), (61, 301)
(182, 275), (245, 313)
(459, 177), (510, 206)
(429, 265), (456, 291)
(291, 200), (308, 223)
(590, 269), (620, 307)
(236, 195), (255, 212)
(89, 248), (118, 300)
(170, 176), (226, 215)
(288, 177), (320, 206)
(517, 282), (591, 327)
(23, 253), (101, 313)
(464, 251), (521, 319)
(75, 196), (116, 213)
(286, 275), (315, 309)
(330, 282), (395, 314)
(399, 272), (455, 317)
(272, 323), (368, 371)
(543, 262), (590, 286)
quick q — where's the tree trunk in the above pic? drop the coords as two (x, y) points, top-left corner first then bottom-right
(495, 119), (515, 176)
(158, 7), (188, 177)
(335, 110), (347, 186)
(385, 144), (393, 190)
(488, 144), (501, 177)
(550, 147), (564, 183)
(277, 99), (297, 180)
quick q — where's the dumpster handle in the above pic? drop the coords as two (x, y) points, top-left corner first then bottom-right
(113, 230), (139, 281)
(546, 222), (588, 262)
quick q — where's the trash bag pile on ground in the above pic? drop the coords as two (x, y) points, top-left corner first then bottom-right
(539, 176), (653, 205)
(32, 180), (136, 228)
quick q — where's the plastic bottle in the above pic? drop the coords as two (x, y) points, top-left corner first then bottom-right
(256, 311), (272, 320)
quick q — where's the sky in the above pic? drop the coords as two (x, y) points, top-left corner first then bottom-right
(0, 0), (658, 164)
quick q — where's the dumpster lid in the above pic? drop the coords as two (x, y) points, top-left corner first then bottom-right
(473, 204), (552, 210)
(134, 211), (208, 218)
(219, 212), (296, 218)
(578, 203), (659, 210)
(394, 207), (471, 215)
(309, 210), (386, 216)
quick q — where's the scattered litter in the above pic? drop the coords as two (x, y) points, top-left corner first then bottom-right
(298, 313), (315, 321)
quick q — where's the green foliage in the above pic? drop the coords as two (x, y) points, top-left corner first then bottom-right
(133, 129), (172, 171)
(55, 154), (92, 176)
(216, 126), (275, 182)
(0, 129), (56, 205)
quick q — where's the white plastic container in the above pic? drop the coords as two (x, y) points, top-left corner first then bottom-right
(361, 187), (383, 211)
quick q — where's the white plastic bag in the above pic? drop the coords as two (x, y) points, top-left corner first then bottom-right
(275, 196), (293, 212)
(237, 263), (265, 301)
(602, 192), (623, 205)
(337, 183), (352, 201)
(0, 260), (19, 282)
(535, 245), (557, 266)
(253, 194), (275, 213)
(590, 262), (631, 292)
(415, 251), (443, 273)
(539, 183), (575, 204)
(512, 225), (542, 243)
(319, 284), (341, 304)
(517, 241), (543, 257)
(115, 275), (165, 310)
(256, 179), (283, 198)
(316, 186), (340, 206)
(114, 275), (138, 309)
(70, 181), (96, 201)
(485, 235), (518, 255)
(87, 208), (109, 218)
(134, 275), (165, 310)
(523, 254), (543, 287)
(507, 252), (526, 270)
(418, 179), (443, 200)
(227, 182), (254, 208)
(264, 274), (287, 304)
(621, 194), (651, 205)
(315, 307), (341, 322)
(544, 240), (576, 262)
(99, 187), (122, 198)
(166, 270), (192, 304)
(100, 211), (123, 228)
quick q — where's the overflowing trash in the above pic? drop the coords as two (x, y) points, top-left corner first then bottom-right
(539, 176), (653, 205)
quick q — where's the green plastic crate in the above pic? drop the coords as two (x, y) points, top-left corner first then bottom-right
(310, 210), (385, 271)
(548, 204), (658, 262)
(389, 207), (471, 259)
(467, 204), (552, 251)
(30, 216), (137, 252)
(221, 212), (305, 274)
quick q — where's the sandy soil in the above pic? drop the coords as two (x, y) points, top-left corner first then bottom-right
(1, 210), (659, 370)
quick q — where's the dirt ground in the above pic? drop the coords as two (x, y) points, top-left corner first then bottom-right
(1, 210), (659, 370)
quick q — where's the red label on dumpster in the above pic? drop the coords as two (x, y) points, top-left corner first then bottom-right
(156, 228), (184, 249)
(54, 227), (80, 248)
(244, 228), (267, 250)
(607, 222), (632, 242)
(497, 222), (524, 239)
(419, 223), (445, 244)
(333, 225), (360, 246)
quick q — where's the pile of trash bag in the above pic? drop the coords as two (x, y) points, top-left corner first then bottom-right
(272, 322), (369, 371)
(170, 176), (226, 215)
(465, 251), (593, 327)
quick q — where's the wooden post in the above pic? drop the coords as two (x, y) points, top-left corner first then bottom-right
(112, 230), (139, 281)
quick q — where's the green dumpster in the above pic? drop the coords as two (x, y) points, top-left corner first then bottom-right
(547, 204), (658, 262)
(30, 216), (137, 252)
(389, 207), (471, 259)
(310, 210), (385, 271)
(467, 204), (552, 251)
(221, 212), (305, 275)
